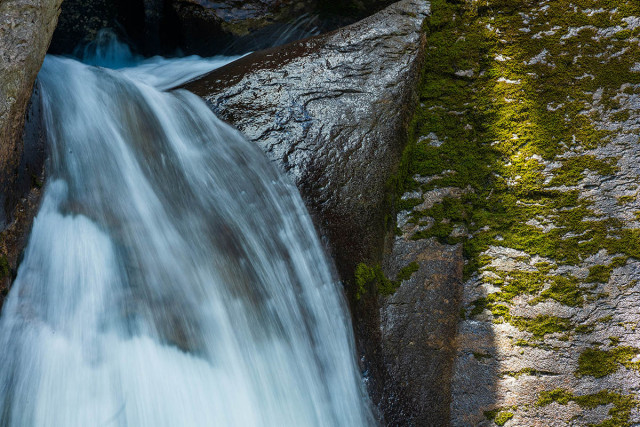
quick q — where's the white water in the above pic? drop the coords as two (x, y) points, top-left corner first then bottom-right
(0, 41), (373, 426)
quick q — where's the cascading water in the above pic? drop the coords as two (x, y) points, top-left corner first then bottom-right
(0, 36), (374, 426)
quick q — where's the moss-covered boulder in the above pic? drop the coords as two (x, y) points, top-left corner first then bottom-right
(396, 0), (640, 424)
(183, 0), (429, 419)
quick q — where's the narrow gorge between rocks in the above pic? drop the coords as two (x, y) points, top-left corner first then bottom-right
(0, 37), (374, 426)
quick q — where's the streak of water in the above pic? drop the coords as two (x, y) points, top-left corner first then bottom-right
(0, 38), (373, 426)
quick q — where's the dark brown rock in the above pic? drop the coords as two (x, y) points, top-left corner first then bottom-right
(48, 0), (399, 56)
(0, 0), (61, 298)
(169, 0), (399, 55)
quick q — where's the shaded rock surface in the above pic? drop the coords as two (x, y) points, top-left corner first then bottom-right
(49, 0), (398, 56)
(48, 0), (147, 54)
(169, 0), (317, 55)
(380, 237), (463, 425)
(0, 0), (60, 300)
(170, 0), (398, 54)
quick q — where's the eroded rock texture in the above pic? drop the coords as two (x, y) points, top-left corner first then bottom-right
(398, 0), (640, 425)
(0, 0), (60, 297)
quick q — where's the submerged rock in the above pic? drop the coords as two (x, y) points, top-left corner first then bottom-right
(0, 0), (60, 299)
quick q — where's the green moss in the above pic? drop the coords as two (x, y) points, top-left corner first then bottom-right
(537, 389), (638, 427)
(473, 351), (492, 360)
(531, 275), (584, 307)
(401, 0), (640, 311)
(484, 407), (516, 426)
(576, 346), (640, 378)
(611, 110), (632, 123)
(536, 389), (573, 406)
(511, 315), (572, 339)
(514, 338), (541, 348)
(548, 155), (619, 187)
(575, 323), (596, 335)
(398, 197), (423, 212)
(470, 297), (489, 316)
(495, 411), (514, 426)
(396, 262), (420, 282)
(354, 261), (421, 299)
(354, 263), (392, 299)
(617, 195), (636, 205)
(598, 315), (614, 323)
(354, 263), (376, 300)
(587, 265), (614, 283)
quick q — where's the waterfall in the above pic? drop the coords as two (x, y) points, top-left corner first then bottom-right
(0, 40), (374, 426)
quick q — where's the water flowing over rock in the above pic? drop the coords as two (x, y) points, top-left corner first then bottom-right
(0, 0), (62, 295)
(47, 0), (146, 54)
(183, 0), (430, 420)
(0, 51), (374, 426)
(183, 0), (429, 290)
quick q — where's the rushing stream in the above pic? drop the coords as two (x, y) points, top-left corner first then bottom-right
(0, 36), (374, 426)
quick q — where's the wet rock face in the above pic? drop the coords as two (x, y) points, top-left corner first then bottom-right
(169, 0), (315, 54)
(49, 0), (314, 55)
(49, 0), (398, 57)
(169, 0), (399, 54)
(0, 0), (60, 296)
(184, 2), (430, 419)
(183, 0), (429, 293)
(48, 0), (146, 54)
